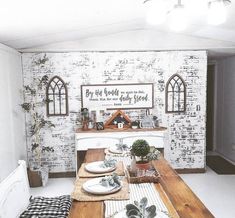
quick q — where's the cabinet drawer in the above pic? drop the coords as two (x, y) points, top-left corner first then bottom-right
(76, 137), (120, 151)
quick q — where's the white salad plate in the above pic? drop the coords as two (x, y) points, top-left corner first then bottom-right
(109, 146), (127, 154)
(113, 210), (169, 218)
(85, 161), (116, 173)
(82, 178), (122, 195)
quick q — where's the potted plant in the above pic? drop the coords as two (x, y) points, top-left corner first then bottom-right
(131, 139), (161, 170)
(21, 75), (55, 187)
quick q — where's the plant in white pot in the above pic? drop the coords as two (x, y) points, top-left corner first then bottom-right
(131, 139), (161, 170)
(21, 75), (55, 187)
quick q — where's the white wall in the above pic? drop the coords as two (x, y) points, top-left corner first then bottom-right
(0, 44), (26, 181)
(215, 56), (235, 162)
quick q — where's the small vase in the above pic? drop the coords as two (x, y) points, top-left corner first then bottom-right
(130, 156), (136, 174)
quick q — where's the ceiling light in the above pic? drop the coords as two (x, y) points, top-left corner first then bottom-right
(145, 0), (167, 25)
(144, 0), (231, 30)
(169, 0), (187, 32)
(208, 0), (229, 25)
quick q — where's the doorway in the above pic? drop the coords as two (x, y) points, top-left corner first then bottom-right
(206, 64), (215, 152)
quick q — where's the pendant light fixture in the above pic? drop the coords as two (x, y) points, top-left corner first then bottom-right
(144, 0), (231, 31)
(169, 0), (187, 31)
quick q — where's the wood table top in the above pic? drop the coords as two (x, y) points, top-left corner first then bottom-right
(69, 149), (214, 218)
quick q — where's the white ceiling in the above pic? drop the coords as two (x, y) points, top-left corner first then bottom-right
(1, 0), (235, 58)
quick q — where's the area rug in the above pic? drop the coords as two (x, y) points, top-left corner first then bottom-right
(206, 155), (235, 174)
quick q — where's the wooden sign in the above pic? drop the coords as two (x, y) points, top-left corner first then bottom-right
(81, 83), (154, 109)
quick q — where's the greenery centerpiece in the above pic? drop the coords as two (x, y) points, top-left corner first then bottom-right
(131, 139), (161, 170)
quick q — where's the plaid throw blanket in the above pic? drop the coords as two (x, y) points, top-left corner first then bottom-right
(20, 195), (71, 218)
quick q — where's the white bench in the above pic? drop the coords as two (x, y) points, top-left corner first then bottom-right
(0, 161), (71, 218)
(0, 161), (30, 218)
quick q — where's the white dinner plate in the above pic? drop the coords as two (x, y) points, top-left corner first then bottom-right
(113, 210), (169, 218)
(82, 178), (122, 195)
(85, 161), (116, 173)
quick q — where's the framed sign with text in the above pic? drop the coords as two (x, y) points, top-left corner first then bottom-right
(81, 83), (154, 109)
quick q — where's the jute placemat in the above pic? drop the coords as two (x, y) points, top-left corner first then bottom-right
(78, 161), (125, 178)
(71, 177), (129, 201)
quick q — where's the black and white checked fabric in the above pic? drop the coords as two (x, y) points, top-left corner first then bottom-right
(20, 195), (71, 218)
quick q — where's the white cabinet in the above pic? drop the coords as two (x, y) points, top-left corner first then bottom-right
(75, 128), (167, 171)
(76, 129), (167, 151)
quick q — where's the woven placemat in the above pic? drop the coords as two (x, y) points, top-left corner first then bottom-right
(71, 177), (129, 201)
(78, 161), (125, 178)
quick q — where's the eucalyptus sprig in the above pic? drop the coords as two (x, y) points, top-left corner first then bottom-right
(100, 158), (117, 168)
(116, 143), (129, 151)
(100, 173), (121, 187)
(146, 148), (161, 161)
(125, 197), (156, 218)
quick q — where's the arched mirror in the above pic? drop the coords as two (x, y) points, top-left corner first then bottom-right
(46, 76), (68, 116)
(165, 74), (186, 113)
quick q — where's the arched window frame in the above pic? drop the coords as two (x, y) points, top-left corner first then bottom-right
(46, 76), (68, 116)
(165, 73), (186, 113)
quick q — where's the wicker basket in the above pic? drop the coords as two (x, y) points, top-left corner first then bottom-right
(126, 167), (160, 183)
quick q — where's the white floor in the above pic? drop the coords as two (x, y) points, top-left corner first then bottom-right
(30, 177), (76, 197)
(30, 167), (235, 218)
(181, 167), (235, 218)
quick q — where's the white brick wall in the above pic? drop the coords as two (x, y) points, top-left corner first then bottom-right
(22, 51), (207, 172)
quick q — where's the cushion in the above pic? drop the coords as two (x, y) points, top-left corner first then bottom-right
(20, 195), (71, 218)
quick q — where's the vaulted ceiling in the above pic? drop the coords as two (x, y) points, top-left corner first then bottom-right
(1, 0), (235, 58)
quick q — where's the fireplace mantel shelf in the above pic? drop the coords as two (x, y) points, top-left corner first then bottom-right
(76, 127), (167, 133)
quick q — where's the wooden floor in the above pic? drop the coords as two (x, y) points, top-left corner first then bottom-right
(69, 149), (214, 218)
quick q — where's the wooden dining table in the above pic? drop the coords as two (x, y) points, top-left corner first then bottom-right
(68, 148), (214, 218)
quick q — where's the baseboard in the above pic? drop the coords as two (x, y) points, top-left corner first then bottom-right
(176, 168), (206, 174)
(49, 171), (76, 178)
